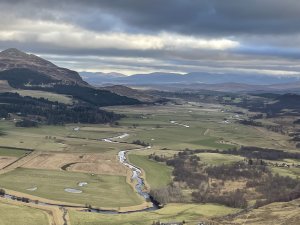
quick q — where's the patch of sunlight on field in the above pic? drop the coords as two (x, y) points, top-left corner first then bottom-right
(197, 153), (244, 165)
(15, 90), (74, 104)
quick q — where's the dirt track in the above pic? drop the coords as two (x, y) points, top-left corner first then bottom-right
(0, 198), (69, 225)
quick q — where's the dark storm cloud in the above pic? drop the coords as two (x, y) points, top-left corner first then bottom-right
(2, 0), (300, 35)
(0, 0), (300, 75)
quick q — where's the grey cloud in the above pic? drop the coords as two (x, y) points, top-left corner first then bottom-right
(2, 0), (300, 35)
(1, 0), (300, 76)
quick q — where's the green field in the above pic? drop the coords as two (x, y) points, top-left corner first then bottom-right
(106, 104), (293, 151)
(0, 121), (137, 153)
(14, 89), (74, 105)
(0, 102), (298, 224)
(128, 154), (172, 189)
(70, 203), (238, 225)
(0, 147), (31, 157)
(197, 153), (244, 165)
(0, 168), (143, 208)
(0, 201), (49, 225)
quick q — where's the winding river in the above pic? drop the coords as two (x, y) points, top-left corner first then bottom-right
(1, 133), (160, 214)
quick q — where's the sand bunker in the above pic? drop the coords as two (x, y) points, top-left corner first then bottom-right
(78, 182), (88, 187)
(170, 120), (190, 128)
(64, 188), (82, 194)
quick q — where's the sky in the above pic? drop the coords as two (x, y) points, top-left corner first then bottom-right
(1, 0), (300, 76)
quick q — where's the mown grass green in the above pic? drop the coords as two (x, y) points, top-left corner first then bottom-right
(0, 168), (143, 208)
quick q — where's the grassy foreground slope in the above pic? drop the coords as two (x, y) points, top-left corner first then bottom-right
(0, 168), (142, 208)
(218, 198), (300, 225)
(70, 203), (238, 225)
(128, 154), (172, 188)
(0, 200), (49, 225)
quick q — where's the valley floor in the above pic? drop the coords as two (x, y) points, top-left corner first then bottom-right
(0, 102), (299, 224)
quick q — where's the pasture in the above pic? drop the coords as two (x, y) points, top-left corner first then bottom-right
(107, 103), (293, 151)
(0, 121), (136, 153)
(13, 89), (74, 105)
(197, 153), (245, 166)
(0, 147), (31, 157)
(0, 200), (49, 225)
(69, 203), (238, 225)
(128, 154), (172, 188)
(0, 101), (298, 225)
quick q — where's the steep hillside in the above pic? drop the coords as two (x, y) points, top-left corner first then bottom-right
(218, 198), (300, 225)
(0, 48), (86, 85)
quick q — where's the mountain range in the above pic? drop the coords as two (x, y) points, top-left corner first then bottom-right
(0, 48), (299, 94)
(80, 71), (300, 86)
(80, 71), (300, 93)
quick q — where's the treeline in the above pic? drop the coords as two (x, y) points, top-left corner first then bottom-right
(15, 119), (38, 127)
(239, 119), (284, 134)
(192, 189), (248, 209)
(149, 185), (183, 204)
(131, 140), (149, 147)
(148, 148), (300, 209)
(205, 162), (268, 180)
(160, 152), (249, 208)
(237, 94), (300, 117)
(239, 119), (263, 127)
(250, 174), (300, 207)
(29, 84), (141, 107)
(167, 155), (205, 189)
(226, 146), (300, 160)
(0, 92), (123, 126)
(169, 146), (300, 161)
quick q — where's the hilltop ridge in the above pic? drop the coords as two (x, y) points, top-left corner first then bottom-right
(0, 48), (86, 85)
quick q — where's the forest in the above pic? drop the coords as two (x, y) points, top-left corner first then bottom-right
(0, 92), (123, 126)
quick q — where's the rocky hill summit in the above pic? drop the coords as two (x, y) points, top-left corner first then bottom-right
(0, 48), (86, 85)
